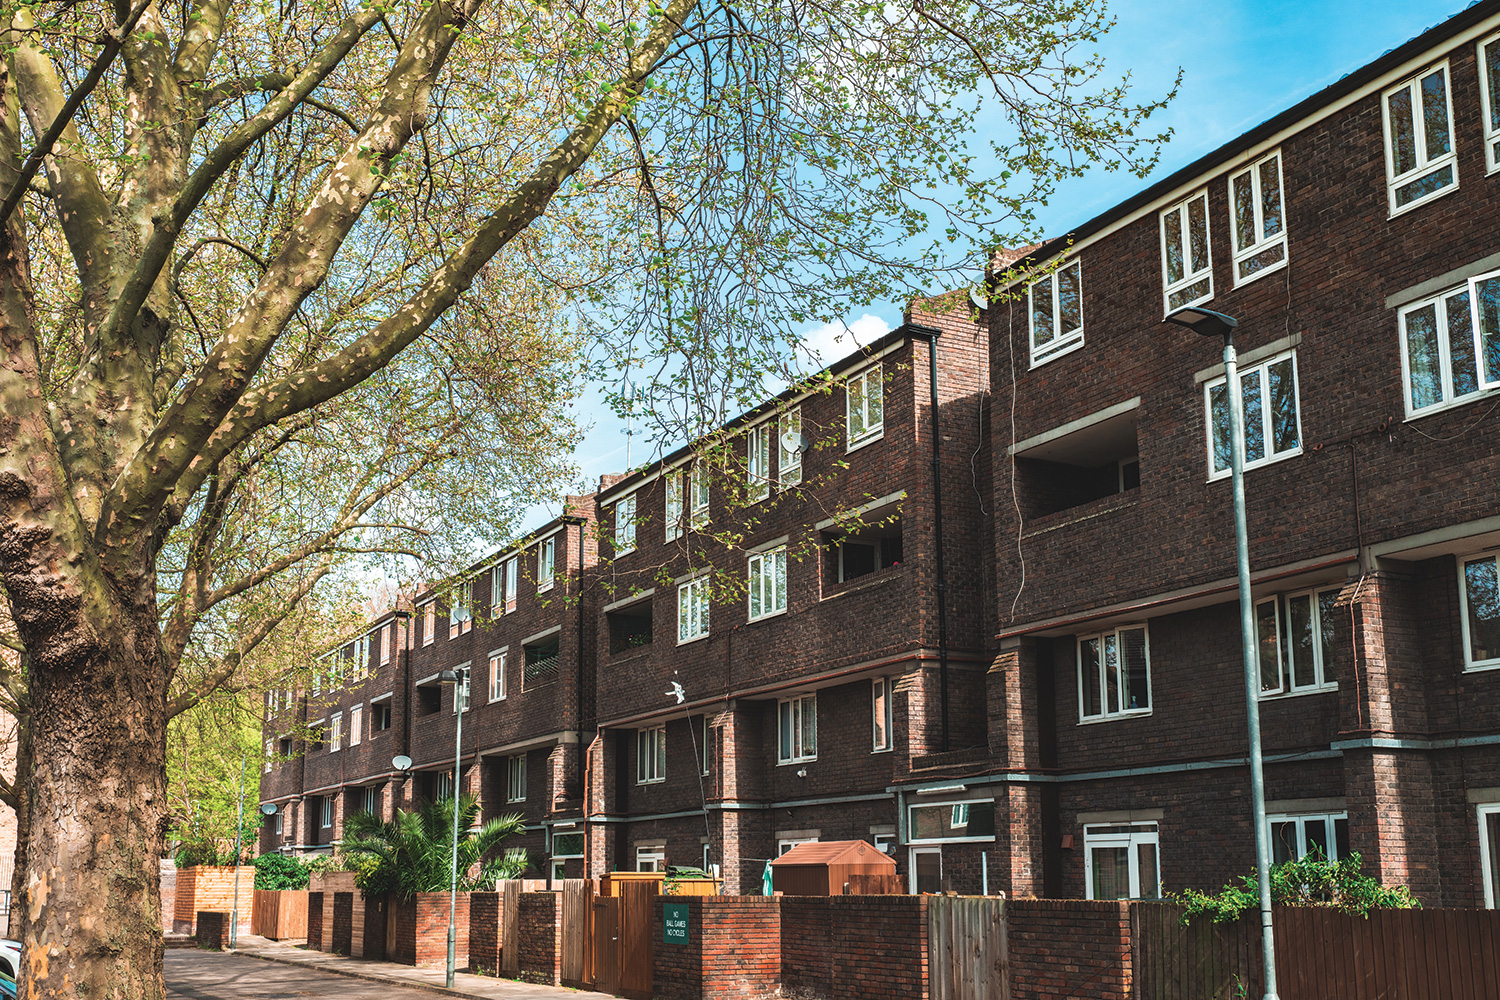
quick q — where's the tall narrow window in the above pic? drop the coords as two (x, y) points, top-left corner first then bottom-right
(1482, 35), (1500, 173)
(1084, 823), (1160, 900)
(1077, 625), (1151, 721)
(747, 547), (788, 621)
(1229, 151), (1286, 283)
(349, 704), (362, 747)
(1028, 259), (1084, 365)
(678, 577), (710, 643)
(1400, 273), (1500, 416)
(637, 727), (666, 783)
(488, 650), (508, 702)
(507, 753), (527, 802)
(693, 715), (711, 775)
(264, 739), (273, 773)
(1205, 349), (1301, 477)
(378, 626), (388, 665)
(452, 669), (470, 714)
(1461, 551), (1500, 671)
(615, 493), (637, 554)
(665, 470), (684, 541)
(689, 463), (710, 527)
(777, 694), (817, 763)
(320, 797), (334, 829)
(537, 538), (556, 592)
(1160, 191), (1212, 313)
(747, 423), (772, 501)
(422, 601), (436, 646)
(846, 364), (884, 448)
(330, 713), (343, 752)
(872, 677), (893, 752)
(778, 408), (804, 487)
(1384, 62), (1457, 213)
(1480, 804), (1500, 908)
(504, 559), (518, 613)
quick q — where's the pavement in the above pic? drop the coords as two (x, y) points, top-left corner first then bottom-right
(187, 935), (615, 999)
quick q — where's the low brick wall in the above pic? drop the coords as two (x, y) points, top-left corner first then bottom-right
(172, 866), (255, 935)
(195, 910), (230, 950)
(517, 892), (562, 985)
(332, 891), (354, 955)
(363, 894), (388, 961)
(388, 893), (470, 968)
(469, 892), (501, 976)
(655, 896), (781, 1000)
(307, 893), (325, 951)
(781, 895), (929, 1000)
(1007, 899), (1131, 1000)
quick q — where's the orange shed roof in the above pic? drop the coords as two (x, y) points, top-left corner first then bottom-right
(768, 840), (894, 867)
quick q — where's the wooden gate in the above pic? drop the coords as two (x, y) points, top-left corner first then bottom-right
(561, 879), (594, 988)
(618, 879), (657, 999)
(500, 880), (521, 977)
(591, 895), (621, 996)
(927, 896), (1009, 1000)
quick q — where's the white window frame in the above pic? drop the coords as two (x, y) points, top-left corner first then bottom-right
(421, 601), (436, 646)
(320, 796), (334, 829)
(378, 626), (389, 665)
(1267, 811), (1348, 863)
(1382, 61), (1458, 216)
(1027, 259), (1084, 366)
(1228, 150), (1288, 286)
(747, 546), (788, 622)
(1077, 625), (1152, 723)
(665, 470), (684, 541)
(778, 408), (803, 487)
(689, 462), (710, 527)
(906, 799), (996, 845)
(1460, 550), (1500, 671)
(677, 576), (709, 644)
(636, 845), (665, 872)
(349, 704), (362, 747)
(909, 846), (942, 894)
(329, 712), (343, 752)
(1084, 822), (1161, 900)
(490, 558), (518, 616)
(1204, 348), (1303, 479)
(537, 538), (556, 592)
(1255, 587), (1341, 698)
(871, 676), (893, 752)
(1479, 803), (1500, 909)
(1398, 274), (1500, 419)
(747, 423), (772, 502)
(637, 726), (666, 784)
(615, 493), (637, 555)
(1159, 190), (1213, 315)
(846, 364), (885, 450)
(488, 649), (508, 702)
(1481, 34), (1500, 175)
(264, 739), (273, 773)
(507, 753), (527, 803)
(452, 667), (470, 714)
(694, 714), (711, 776)
(777, 693), (817, 764)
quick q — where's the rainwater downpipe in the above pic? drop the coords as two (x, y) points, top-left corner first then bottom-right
(920, 325), (951, 753)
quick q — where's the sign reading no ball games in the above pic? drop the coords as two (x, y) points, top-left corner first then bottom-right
(663, 901), (690, 945)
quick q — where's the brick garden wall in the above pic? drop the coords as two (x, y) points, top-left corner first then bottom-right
(468, 892), (501, 976)
(194, 910), (229, 950)
(387, 892), (470, 968)
(307, 892), (324, 951)
(172, 866), (255, 935)
(1006, 899), (1131, 1000)
(654, 896), (782, 1000)
(331, 891), (354, 955)
(517, 891), (562, 984)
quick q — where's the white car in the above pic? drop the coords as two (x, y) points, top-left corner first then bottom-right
(0, 939), (16, 980)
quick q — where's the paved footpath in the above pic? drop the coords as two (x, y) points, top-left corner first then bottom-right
(167, 937), (614, 1000)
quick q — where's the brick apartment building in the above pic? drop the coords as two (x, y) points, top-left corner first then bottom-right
(259, 1), (1500, 911)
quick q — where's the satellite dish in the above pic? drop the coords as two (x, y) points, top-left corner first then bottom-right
(259, 802), (278, 816)
(454, 605), (472, 623)
(391, 754), (413, 771)
(779, 430), (808, 456)
(969, 286), (988, 312)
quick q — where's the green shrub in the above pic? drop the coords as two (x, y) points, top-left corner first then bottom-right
(1176, 851), (1420, 923)
(253, 853), (311, 890)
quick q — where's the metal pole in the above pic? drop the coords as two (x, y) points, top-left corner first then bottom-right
(447, 669), (464, 988)
(230, 753), (245, 949)
(1223, 334), (1280, 1000)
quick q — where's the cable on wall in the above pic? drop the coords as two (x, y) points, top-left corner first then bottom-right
(1008, 291), (1027, 622)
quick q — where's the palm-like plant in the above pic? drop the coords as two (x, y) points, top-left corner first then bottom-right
(340, 795), (528, 900)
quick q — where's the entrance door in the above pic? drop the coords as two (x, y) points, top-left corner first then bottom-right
(911, 846), (942, 893)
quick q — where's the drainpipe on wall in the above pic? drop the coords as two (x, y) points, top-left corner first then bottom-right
(914, 324), (950, 753)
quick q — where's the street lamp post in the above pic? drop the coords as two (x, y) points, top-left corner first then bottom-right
(438, 665), (468, 989)
(1164, 305), (1280, 1000)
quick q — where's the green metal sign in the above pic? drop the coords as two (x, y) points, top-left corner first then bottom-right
(663, 901), (690, 945)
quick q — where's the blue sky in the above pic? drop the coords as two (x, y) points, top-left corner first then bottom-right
(554, 0), (1465, 511)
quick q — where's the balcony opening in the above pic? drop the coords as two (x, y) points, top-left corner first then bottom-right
(1012, 401), (1139, 519)
(823, 505), (904, 586)
(525, 634), (561, 686)
(416, 682), (441, 716)
(608, 600), (653, 654)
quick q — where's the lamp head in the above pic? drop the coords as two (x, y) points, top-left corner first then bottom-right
(1164, 306), (1238, 341)
(437, 668), (460, 685)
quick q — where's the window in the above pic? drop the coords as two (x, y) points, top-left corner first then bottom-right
(908, 800), (995, 843)
(372, 699), (392, 732)
(273, 811), (283, 836)
(1482, 35), (1500, 173)
(678, 577), (709, 643)
(636, 845), (665, 872)
(777, 694), (817, 764)
(692, 715), (711, 775)
(689, 462), (710, 527)
(422, 602), (435, 646)
(552, 832), (585, 858)
(1028, 259), (1084, 365)
(1160, 190), (1212, 313)
(1383, 62), (1456, 214)
(452, 668), (470, 714)
(1205, 349), (1301, 477)
(826, 511), (903, 585)
(507, 753), (527, 802)
(665, 471), (684, 541)
(279, 736), (293, 757)
(1255, 588), (1341, 696)
(264, 739), (273, 774)
(320, 796), (334, 829)
(537, 538), (556, 591)
(488, 650), (508, 702)
(1479, 804), (1500, 908)
(524, 633), (561, 686)
(492, 558), (518, 616)
(1229, 151), (1286, 284)
(349, 704), (363, 746)
(911, 847), (942, 893)
(778, 837), (816, 856)
(637, 726), (666, 784)
(449, 581), (471, 639)
(329, 713), (343, 752)
(778, 408), (804, 487)
(1268, 812), (1349, 865)
(1084, 823), (1160, 900)
(872, 676), (893, 752)
(1077, 625), (1151, 722)
(434, 770), (453, 802)
(378, 626), (388, 666)
(846, 364), (884, 448)
(747, 423), (771, 502)
(614, 494), (637, 554)
(1399, 274), (1500, 417)
(747, 547), (788, 621)
(362, 786), (378, 815)
(608, 598), (653, 654)
(1461, 551), (1500, 670)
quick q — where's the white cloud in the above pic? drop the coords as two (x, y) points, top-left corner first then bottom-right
(795, 313), (893, 372)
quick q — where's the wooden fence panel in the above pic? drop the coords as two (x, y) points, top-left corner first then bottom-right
(618, 879), (657, 1000)
(846, 873), (904, 894)
(500, 880), (521, 976)
(560, 879), (593, 988)
(928, 896), (1007, 1000)
(250, 889), (307, 940)
(592, 895), (620, 997)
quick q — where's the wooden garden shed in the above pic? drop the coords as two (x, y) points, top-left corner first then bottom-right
(769, 840), (898, 895)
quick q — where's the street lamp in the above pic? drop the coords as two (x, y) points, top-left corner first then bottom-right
(438, 665), (468, 989)
(1163, 305), (1279, 1000)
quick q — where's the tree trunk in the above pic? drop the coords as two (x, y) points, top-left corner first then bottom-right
(7, 712), (30, 940)
(19, 611), (169, 1000)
